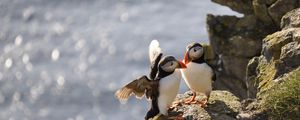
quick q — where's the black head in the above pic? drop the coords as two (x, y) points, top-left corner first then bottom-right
(157, 56), (186, 78)
(184, 42), (205, 64)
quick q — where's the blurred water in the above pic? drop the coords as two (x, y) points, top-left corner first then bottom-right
(0, 0), (240, 119)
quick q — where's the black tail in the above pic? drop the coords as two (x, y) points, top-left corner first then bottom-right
(145, 98), (160, 120)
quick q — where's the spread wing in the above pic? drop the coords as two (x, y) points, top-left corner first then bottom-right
(115, 75), (158, 103)
(149, 40), (163, 79)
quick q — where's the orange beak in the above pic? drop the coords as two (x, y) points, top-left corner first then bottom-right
(183, 51), (190, 64)
(177, 60), (187, 69)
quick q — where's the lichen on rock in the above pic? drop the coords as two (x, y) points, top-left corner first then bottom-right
(249, 8), (300, 99)
(281, 8), (300, 29)
(208, 0), (300, 100)
(243, 7), (300, 119)
(262, 28), (297, 61)
(162, 91), (241, 120)
(204, 1), (300, 119)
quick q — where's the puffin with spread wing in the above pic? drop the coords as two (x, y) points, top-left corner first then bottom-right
(115, 40), (186, 120)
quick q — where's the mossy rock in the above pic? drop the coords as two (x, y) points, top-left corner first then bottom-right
(242, 68), (300, 120)
(163, 90), (241, 120)
(255, 28), (300, 99)
(262, 28), (299, 61)
(261, 68), (300, 119)
(255, 57), (277, 98)
(281, 8), (300, 29)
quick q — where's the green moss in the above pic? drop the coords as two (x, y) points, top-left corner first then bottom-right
(263, 30), (294, 61)
(256, 58), (277, 98)
(262, 69), (300, 119)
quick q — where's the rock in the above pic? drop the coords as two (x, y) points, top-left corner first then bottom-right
(207, 14), (270, 99)
(253, 56), (279, 98)
(257, 0), (277, 5)
(165, 90), (241, 120)
(237, 113), (253, 120)
(268, 0), (298, 27)
(205, 1), (300, 119)
(209, 0), (300, 102)
(252, 0), (274, 24)
(236, 98), (269, 120)
(264, 0), (277, 5)
(221, 55), (250, 81)
(212, 0), (300, 27)
(213, 75), (248, 99)
(203, 44), (216, 62)
(275, 41), (300, 77)
(252, 0), (299, 27)
(262, 28), (299, 62)
(235, 15), (257, 29)
(202, 44), (218, 68)
(245, 57), (260, 98)
(229, 35), (262, 57)
(211, 0), (253, 14)
(281, 8), (300, 29)
(243, 9), (300, 119)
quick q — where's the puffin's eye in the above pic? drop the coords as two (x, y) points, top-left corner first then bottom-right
(170, 62), (173, 66)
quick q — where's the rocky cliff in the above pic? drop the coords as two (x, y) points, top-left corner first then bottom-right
(243, 8), (300, 119)
(207, 0), (300, 99)
(157, 0), (300, 119)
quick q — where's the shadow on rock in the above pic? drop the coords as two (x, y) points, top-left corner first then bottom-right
(205, 100), (238, 120)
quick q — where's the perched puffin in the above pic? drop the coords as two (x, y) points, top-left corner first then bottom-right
(115, 40), (186, 120)
(180, 42), (216, 106)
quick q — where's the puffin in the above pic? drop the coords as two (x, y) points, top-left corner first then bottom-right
(180, 42), (216, 106)
(115, 40), (186, 120)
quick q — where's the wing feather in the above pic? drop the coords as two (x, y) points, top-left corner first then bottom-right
(149, 40), (163, 79)
(115, 75), (153, 103)
(149, 40), (162, 64)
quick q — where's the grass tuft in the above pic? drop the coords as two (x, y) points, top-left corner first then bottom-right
(263, 69), (300, 119)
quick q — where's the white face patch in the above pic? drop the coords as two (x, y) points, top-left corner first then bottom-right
(161, 61), (177, 72)
(189, 46), (203, 60)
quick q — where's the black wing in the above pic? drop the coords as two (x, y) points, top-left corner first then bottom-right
(149, 53), (163, 80)
(206, 62), (217, 82)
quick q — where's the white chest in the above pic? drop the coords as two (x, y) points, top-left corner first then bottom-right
(181, 62), (213, 93)
(157, 69), (181, 115)
(159, 70), (181, 91)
